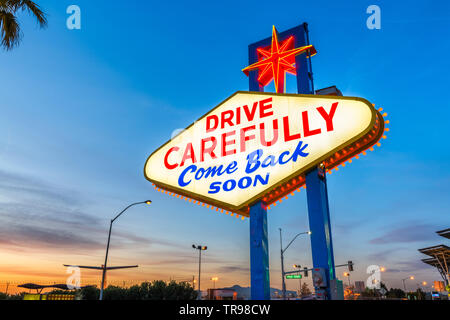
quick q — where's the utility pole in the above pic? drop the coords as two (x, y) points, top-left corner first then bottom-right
(279, 228), (311, 299)
(279, 228), (286, 300)
(192, 244), (207, 300)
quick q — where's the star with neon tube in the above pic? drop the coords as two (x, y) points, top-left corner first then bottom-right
(242, 26), (317, 93)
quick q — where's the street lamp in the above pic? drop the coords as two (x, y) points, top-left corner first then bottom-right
(343, 272), (351, 287)
(211, 277), (219, 289)
(401, 276), (414, 292)
(279, 228), (311, 300)
(193, 244), (207, 300)
(99, 200), (152, 300)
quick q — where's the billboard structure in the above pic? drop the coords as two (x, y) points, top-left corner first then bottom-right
(145, 92), (384, 217)
(144, 23), (387, 299)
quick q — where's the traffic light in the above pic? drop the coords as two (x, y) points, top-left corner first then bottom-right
(348, 260), (354, 272)
(304, 267), (308, 277)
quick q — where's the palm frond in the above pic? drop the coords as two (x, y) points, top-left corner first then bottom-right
(21, 0), (47, 27)
(0, 1), (11, 10)
(6, 0), (47, 27)
(0, 9), (21, 50)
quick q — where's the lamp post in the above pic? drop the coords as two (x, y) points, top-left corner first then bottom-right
(99, 200), (152, 300)
(211, 277), (218, 289)
(401, 276), (414, 292)
(193, 244), (207, 300)
(279, 228), (311, 300)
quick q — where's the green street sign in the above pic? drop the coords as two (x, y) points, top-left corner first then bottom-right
(286, 274), (302, 279)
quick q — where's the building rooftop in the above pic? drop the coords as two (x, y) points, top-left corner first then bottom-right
(418, 244), (450, 258)
(437, 228), (450, 239)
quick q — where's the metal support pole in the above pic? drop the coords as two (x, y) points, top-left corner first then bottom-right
(99, 220), (113, 300)
(248, 36), (267, 300)
(279, 228), (286, 300)
(295, 23), (336, 300)
(305, 167), (336, 299)
(98, 201), (151, 300)
(299, 277), (302, 297)
(250, 200), (270, 300)
(198, 249), (202, 300)
(247, 22), (328, 300)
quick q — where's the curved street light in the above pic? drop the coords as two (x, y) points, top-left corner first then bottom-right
(401, 275), (414, 292)
(99, 200), (152, 300)
(279, 228), (311, 300)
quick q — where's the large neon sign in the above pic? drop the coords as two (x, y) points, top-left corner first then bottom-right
(144, 91), (387, 218)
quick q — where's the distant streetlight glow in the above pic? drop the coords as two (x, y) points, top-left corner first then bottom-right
(401, 276), (415, 292)
(343, 272), (351, 287)
(211, 277), (219, 289)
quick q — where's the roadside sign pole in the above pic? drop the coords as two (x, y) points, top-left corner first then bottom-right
(295, 23), (336, 299)
(246, 22), (336, 300)
(305, 168), (336, 298)
(248, 42), (269, 300)
(249, 200), (270, 300)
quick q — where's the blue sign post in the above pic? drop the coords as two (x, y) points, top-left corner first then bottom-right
(249, 200), (270, 300)
(247, 23), (336, 299)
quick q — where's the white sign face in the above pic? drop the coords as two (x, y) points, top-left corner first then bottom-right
(144, 92), (375, 212)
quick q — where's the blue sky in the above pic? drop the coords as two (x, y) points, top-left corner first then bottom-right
(0, 0), (449, 292)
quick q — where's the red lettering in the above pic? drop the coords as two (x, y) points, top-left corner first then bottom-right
(243, 102), (258, 122)
(283, 116), (301, 142)
(206, 115), (218, 133)
(221, 131), (236, 157)
(164, 147), (179, 170)
(240, 125), (256, 153)
(302, 111), (321, 137)
(236, 107), (241, 125)
(317, 102), (338, 132)
(260, 120), (279, 147)
(221, 110), (234, 129)
(180, 143), (196, 167)
(201, 137), (217, 162)
(259, 98), (273, 118)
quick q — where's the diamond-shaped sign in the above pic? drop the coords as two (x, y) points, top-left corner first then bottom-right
(144, 91), (385, 217)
